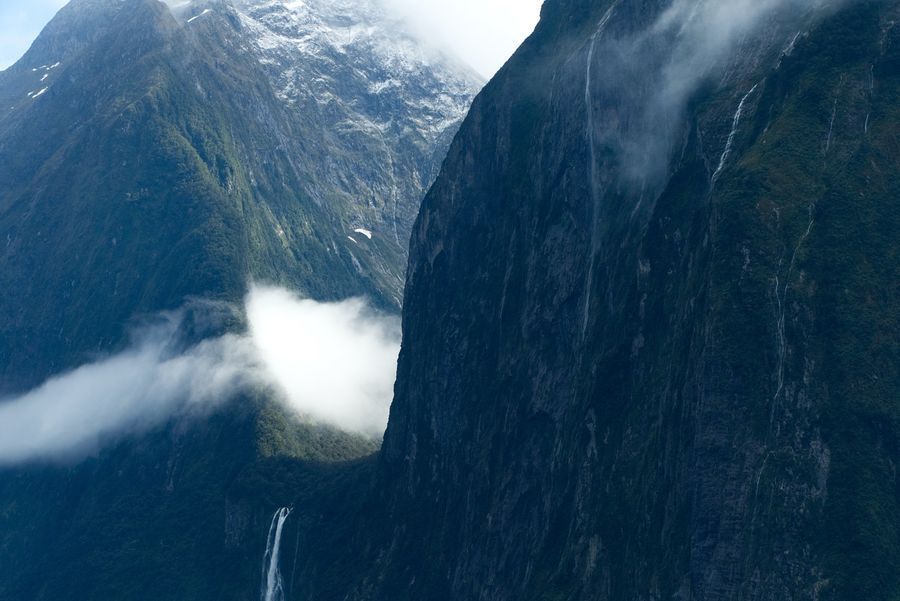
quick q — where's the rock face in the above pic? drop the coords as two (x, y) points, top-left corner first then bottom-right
(225, 0), (476, 251)
(0, 0), (479, 389)
(363, 0), (900, 599)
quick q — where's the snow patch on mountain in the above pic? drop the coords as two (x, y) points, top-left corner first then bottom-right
(227, 0), (479, 149)
(176, 0), (481, 254)
(187, 8), (213, 22)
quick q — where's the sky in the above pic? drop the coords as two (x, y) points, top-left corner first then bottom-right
(386, 0), (543, 77)
(0, 0), (68, 70)
(0, 0), (543, 76)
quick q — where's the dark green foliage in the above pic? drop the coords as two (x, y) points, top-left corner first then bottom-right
(709, 4), (900, 597)
(0, 0), (404, 598)
(0, 0), (408, 391)
(0, 395), (377, 601)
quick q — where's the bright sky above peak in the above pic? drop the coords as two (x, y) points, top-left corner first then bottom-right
(0, 0), (543, 77)
(0, 0), (69, 71)
(385, 0), (543, 77)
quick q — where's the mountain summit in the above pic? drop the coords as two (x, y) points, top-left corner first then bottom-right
(0, 0), (479, 389)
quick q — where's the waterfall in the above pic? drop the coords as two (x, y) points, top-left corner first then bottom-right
(769, 205), (815, 431)
(261, 507), (292, 601)
(825, 98), (837, 154)
(581, 2), (619, 339)
(711, 83), (759, 185)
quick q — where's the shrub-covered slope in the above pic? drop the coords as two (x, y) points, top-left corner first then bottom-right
(0, 0), (478, 390)
(0, 0), (477, 598)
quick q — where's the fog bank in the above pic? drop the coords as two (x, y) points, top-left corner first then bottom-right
(0, 286), (400, 465)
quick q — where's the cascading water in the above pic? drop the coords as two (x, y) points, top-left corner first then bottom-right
(711, 83), (760, 185)
(261, 507), (292, 601)
(581, 2), (619, 339)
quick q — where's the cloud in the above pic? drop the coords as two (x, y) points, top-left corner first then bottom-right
(0, 286), (400, 465)
(247, 287), (400, 438)
(383, 0), (543, 78)
(161, 0), (541, 77)
(584, 0), (842, 186)
(2, 0), (543, 78)
(651, 0), (837, 107)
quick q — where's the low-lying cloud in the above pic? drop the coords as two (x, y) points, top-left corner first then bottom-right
(382, 0), (543, 78)
(585, 0), (843, 186)
(247, 288), (400, 437)
(0, 286), (400, 465)
(651, 0), (837, 113)
(165, 0), (541, 78)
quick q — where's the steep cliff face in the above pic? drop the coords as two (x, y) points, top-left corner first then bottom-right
(367, 0), (900, 599)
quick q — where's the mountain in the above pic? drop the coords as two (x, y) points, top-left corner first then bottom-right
(335, 0), (898, 599)
(0, 0), (478, 390)
(3, 0), (898, 600)
(0, 0), (477, 599)
(217, 0), (475, 250)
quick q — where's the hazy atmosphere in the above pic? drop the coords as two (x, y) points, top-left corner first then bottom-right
(0, 287), (400, 464)
(0, 0), (895, 598)
(0, 0), (542, 75)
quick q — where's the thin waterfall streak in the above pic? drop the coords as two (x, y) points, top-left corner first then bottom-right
(261, 507), (292, 601)
(711, 83), (759, 185)
(784, 30), (802, 56)
(771, 273), (787, 424)
(825, 98), (837, 154)
(261, 516), (278, 601)
(581, 2), (619, 340)
(377, 130), (402, 246)
(581, 34), (600, 339)
(770, 206), (815, 428)
(262, 513), (278, 568)
(754, 451), (773, 503)
(675, 0), (704, 38)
